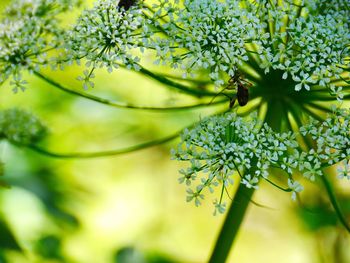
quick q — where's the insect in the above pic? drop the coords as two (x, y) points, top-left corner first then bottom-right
(211, 71), (251, 108)
(118, 0), (136, 11)
(235, 80), (250, 107)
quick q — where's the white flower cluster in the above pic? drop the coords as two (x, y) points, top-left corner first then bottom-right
(308, 0), (350, 22)
(268, 14), (349, 91)
(0, 18), (52, 92)
(0, 108), (47, 145)
(172, 108), (350, 213)
(0, 0), (79, 92)
(1, 0), (348, 93)
(149, 0), (269, 86)
(300, 107), (350, 178)
(338, 160), (350, 180)
(4, 0), (80, 18)
(148, 0), (349, 90)
(172, 113), (301, 213)
(65, 0), (146, 88)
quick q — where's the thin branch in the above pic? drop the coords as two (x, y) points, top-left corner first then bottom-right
(302, 131), (350, 233)
(299, 104), (325, 122)
(306, 101), (334, 114)
(22, 108), (230, 159)
(34, 71), (227, 111)
(134, 65), (219, 97)
(264, 177), (292, 192)
(321, 170), (350, 233)
(249, 199), (276, 210)
(155, 72), (212, 85)
(301, 94), (341, 101)
(288, 103), (305, 128)
(25, 132), (179, 159)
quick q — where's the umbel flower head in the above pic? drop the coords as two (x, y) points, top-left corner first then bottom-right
(65, 0), (146, 88)
(0, 0), (80, 92)
(149, 0), (270, 85)
(0, 108), (47, 146)
(1, 0), (348, 94)
(0, 17), (57, 92)
(4, 0), (80, 18)
(172, 108), (350, 214)
(148, 0), (349, 92)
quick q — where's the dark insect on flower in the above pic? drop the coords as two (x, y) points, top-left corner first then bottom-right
(118, 0), (137, 11)
(227, 71), (251, 107)
(221, 71), (252, 108)
(236, 82), (249, 107)
(210, 71), (251, 108)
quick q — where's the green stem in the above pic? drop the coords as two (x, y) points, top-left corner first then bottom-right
(24, 132), (179, 159)
(136, 66), (218, 97)
(299, 104), (324, 122)
(290, 105), (350, 232)
(153, 71), (212, 85)
(295, 113), (350, 233)
(208, 104), (271, 263)
(34, 71), (227, 111)
(209, 184), (255, 263)
(320, 173), (350, 233)
(23, 109), (229, 159)
(264, 177), (292, 192)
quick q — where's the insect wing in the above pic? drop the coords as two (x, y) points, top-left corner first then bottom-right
(237, 83), (249, 106)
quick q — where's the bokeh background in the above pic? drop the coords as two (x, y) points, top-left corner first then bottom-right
(0, 1), (350, 262)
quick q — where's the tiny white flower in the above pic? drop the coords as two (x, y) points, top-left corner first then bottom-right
(288, 179), (304, 201)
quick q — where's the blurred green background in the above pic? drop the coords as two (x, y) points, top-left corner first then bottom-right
(0, 1), (350, 262)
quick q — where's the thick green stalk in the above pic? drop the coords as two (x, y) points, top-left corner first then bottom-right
(209, 185), (255, 263)
(208, 102), (275, 263)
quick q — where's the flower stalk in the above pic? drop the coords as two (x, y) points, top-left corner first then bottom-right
(209, 184), (255, 263)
